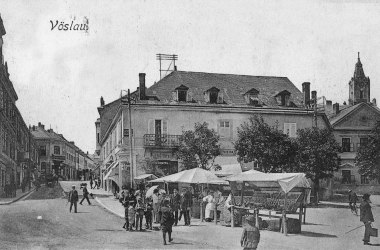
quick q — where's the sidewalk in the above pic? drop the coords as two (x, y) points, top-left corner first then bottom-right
(0, 188), (35, 205)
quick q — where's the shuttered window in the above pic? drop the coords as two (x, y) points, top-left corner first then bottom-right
(148, 119), (168, 135)
(283, 123), (297, 138)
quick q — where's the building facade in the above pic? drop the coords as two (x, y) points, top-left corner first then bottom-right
(328, 54), (380, 194)
(0, 15), (39, 197)
(96, 70), (329, 191)
(31, 123), (92, 181)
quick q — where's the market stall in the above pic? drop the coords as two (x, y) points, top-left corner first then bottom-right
(226, 170), (311, 235)
(149, 168), (228, 221)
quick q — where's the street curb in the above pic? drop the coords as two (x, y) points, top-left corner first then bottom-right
(94, 197), (124, 219)
(0, 188), (36, 205)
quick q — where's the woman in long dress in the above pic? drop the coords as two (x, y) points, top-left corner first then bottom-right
(203, 191), (215, 222)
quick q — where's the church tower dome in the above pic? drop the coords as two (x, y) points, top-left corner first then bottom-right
(348, 52), (370, 105)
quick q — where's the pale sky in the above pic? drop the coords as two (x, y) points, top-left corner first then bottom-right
(1, 0), (380, 153)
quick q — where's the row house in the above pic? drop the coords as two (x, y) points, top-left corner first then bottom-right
(0, 15), (39, 196)
(327, 54), (380, 194)
(96, 69), (329, 191)
(31, 123), (92, 180)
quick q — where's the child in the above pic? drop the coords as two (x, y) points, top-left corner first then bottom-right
(128, 205), (136, 231)
(135, 198), (145, 231)
(145, 201), (153, 230)
(160, 200), (174, 245)
(241, 215), (260, 250)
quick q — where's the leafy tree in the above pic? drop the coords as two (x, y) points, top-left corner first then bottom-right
(356, 121), (380, 181)
(235, 115), (297, 173)
(177, 122), (221, 170)
(293, 127), (341, 203)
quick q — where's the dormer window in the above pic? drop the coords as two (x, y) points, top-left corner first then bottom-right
(244, 88), (261, 106)
(173, 85), (189, 102)
(274, 90), (291, 106)
(205, 87), (224, 104)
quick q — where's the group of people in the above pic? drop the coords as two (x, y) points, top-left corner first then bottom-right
(117, 186), (193, 245)
(67, 183), (92, 213)
(89, 176), (101, 189)
(201, 188), (224, 222)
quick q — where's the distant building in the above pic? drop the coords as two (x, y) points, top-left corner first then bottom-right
(96, 69), (329, 191)
(0, 15), (39, 196)
(328, 54), (380, 194)
(31, 123), (92, 181)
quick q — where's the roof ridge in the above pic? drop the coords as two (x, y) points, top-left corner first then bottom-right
(175, 70), (289, 79)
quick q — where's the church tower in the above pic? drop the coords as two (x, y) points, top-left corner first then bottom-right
(348, 52), (370, 105)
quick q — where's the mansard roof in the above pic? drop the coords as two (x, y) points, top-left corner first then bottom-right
(146, 71), (304, 107)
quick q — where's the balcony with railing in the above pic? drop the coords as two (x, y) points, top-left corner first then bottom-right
(143, 134), (182, 148)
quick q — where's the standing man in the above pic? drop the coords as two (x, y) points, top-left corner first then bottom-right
(68, 185), (79, 213)
(170, 188), (181, 226)
(180, 187), (193, 226)
(360, 193), (374, 245)
(79, 183), (91, 205)
(348, 190), (358, 215)
(90, 177), (94, 189)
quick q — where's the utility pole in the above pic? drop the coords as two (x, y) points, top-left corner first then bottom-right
(312, 91), (318, 128)
(28, 125), (31, 190)
(121, 89), (136, 189)
(128, 89), (134, 189)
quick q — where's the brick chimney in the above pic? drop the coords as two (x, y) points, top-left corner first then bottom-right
(139, 73), (146, 100)
(325, 100), (333, 114)
(333, 102), (340, 114)
(302, 82), (310, 107)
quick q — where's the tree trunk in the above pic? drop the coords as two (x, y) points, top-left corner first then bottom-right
(313, 178), (320, 205)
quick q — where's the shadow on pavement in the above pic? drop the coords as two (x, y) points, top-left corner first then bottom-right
(169, 242), (193, 245)
(304, 222), (328, 226)
(300, 231), (337, 238)
(95, 229), (125, 232)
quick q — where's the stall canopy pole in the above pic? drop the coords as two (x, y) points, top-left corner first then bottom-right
(201, 185), (204, 222)
(284, 192), (288, 236)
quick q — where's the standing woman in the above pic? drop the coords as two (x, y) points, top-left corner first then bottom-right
(203, 191), (215, 222)
(152, 189), (160, 223)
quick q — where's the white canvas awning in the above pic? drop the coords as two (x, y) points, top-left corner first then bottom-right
(149, 168), (227, 185)
(104, 162), (119, 180)
(227, 170), (310, 193)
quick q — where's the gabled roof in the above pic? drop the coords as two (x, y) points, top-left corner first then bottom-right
(328, 102), (380, 126)
(146, 71), (304, 107)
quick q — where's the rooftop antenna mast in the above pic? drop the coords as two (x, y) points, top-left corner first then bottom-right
(156, 53), (178, 80)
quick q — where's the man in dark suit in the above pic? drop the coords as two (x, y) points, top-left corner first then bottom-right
(79, 183), (91, 205)
(170, 188), (181, 226)
(360, 193), (374, 245)
(180, 187), (193, 226)
(68, 185), (79, 213)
